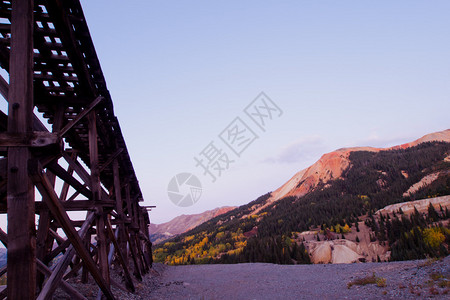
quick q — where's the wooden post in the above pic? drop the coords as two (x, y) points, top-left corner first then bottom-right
(113, 159), (128, 267)
(29, 159), (115, 299)
(81, 232), (91, 283)
(7, 1), (36, 299)
(36, 105), (65, 290)
(88, 111), (110, 286)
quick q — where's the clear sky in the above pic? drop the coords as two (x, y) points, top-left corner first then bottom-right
(80, 1), (450, 224)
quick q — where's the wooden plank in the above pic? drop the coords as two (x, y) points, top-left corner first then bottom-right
(28, 159), (115, 300)
(0, 131), (60, 147)
(7, 1), (36, 298)
(37, 212), (95, 300)
(35, 200), (114, 212)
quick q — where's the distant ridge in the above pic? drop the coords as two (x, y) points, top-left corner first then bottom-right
(150, 206), (236, 243)
(258, 129), (450, 214)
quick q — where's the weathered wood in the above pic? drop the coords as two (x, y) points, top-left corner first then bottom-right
(36, 105), (65, 290)
(45, 0), (97, 95)
(0, 228), (7, 248)
(113, 159), (128, 269)
(44, 236), (71, 262)
(0, 74), (49, 132)
(88, 110), (111, 289)
(1, 1), (151, 297)
(81, 232), (91, 284)
(47, 161), (92, 198)
(0, 131), (60, 147)
(59, 151), (77, 201)
(36, 260), (86, 300)
(99, 148), (123, 173)
(7, 1), (36, 298)
(0, 265), (6, 277)
(37, 211), (95, 300)
(134, 233), (148, 273)
(58, 96), (103, 137)
(61, 151), (92, 187)
(36, 200), (115, 212)
(106, 219), (135, 292)
(126, 229), (142, 281)
(29, 159), (115, 300)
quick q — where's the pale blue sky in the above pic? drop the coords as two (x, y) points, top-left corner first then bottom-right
(81, 1), (450, 223)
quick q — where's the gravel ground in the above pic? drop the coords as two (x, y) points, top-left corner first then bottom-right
(54, 256), (449, 299)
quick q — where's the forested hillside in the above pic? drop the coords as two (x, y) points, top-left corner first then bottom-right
(153, 141), (450, 265)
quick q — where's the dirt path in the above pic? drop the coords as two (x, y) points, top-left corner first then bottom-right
(137, 256), (449, 299)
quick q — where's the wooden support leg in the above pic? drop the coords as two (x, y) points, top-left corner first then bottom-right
(105, 220), (135, 292)
(81, 233), (91, 283)
(36, 260), (86, 300)
(112, 159), (128, 269)
(88, 111), (110, 288)
(135, 234), (148, 273)
(37, 212), (95, 300)
(29, 159), (115, 300)
(7, 1), (36, 299)
(126, 229), (142, 281)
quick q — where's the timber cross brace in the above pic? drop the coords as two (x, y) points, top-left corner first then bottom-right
(0, 1), (154, 299)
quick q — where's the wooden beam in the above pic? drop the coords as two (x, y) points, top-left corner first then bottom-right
(0, 131), (60, 147)
(46, 161), (92, 199)
(58, 96), (103, 137)
(36, 260), (87, 300)
(113, 159), (128, 269)
(37, 212), (95, 300)
(45, 0), (97, 96)
(88, 110), (110, 287)
(0, 233), (85, 299)
(99, 148), (123, 173)
(126, 228), (142, 281)
(61, 151), (91, 187)
(105, 219), (135, 292)
(7, 1), (36, 298)
(0, 74), (48, 132)
(0, 228), (7, 248)
(28, 159), (115, 300)
(36, 200), (115, 212)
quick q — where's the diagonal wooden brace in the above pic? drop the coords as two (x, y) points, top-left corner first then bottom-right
(37, 211), (95, 300)
(28, 159), (115, 300)
(58, 96), (103, 138)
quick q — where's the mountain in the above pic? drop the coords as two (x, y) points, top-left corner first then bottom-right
(268, 129), (450, 205)
(150, 206), (236, 243)
(153, 129), (450, 265)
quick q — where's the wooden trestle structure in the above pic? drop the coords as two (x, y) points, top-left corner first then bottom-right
(0, 1), (153, 299)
